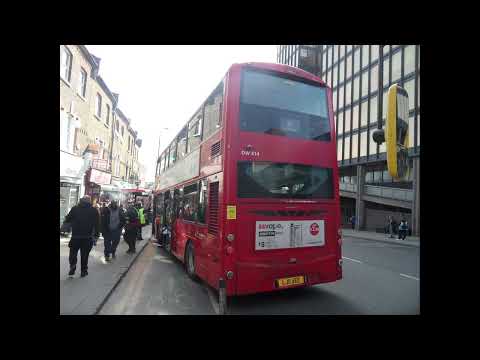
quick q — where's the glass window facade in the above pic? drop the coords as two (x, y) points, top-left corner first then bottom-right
(360, 131), (368, 157)
(337, 137), (343, 160)
(352, 104), (359, 130)
(409, 113), (415, 147)
(369, 129), (377, 156)
(362, 71), (369, 98)
(383, 57), (390, 87)
(346, 54), (352, 80)
(344, 135), (350, 159)
(339, 60), (345, 83)
(371, 45), (379, 62)
(344, 108), (351, 133)
(370, 96), (377, 124)
(391, 50), (402, 82)
(353, 76), (360, 102)
(404, 45), (416, 75)
(362, 45), (369, 69)
(353, 48), (360, 75)
(370, 64), (378, 94)
(337, 111), (343, 134)
(351, 133), (358, 159)
(345, 81), (351, 107)
(360, 100), (368, 127)
(404, 78), (415, 111)
(338, 84), (344, 110)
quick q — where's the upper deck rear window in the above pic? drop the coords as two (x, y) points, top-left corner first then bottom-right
(240, 69), (331, 141)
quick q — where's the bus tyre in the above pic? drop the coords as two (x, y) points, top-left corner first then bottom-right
(185, 242), (198, 281)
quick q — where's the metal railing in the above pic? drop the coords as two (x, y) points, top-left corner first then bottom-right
(339, 182), (357, 192)
(364, 184), (413, 202)
(340, 183), (413, 202)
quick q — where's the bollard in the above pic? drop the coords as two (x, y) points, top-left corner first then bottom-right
(218, 278), (227, 315)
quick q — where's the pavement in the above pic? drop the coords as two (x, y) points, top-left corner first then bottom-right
(341, 228), (420, 247)
(60, 225), (152, 315)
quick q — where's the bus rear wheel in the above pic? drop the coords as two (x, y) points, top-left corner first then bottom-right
(185, 241), (198, 281)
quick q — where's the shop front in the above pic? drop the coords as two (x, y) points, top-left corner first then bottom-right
(85, 168), (112, 206)
(60, 151), (86, 225)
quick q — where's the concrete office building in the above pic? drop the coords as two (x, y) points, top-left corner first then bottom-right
(277, 45), (420, 235)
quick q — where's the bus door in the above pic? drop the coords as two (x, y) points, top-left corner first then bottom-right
(172, 188), (186, 260)
(194, 179), (209, 281)
(155, 193), (167, 240)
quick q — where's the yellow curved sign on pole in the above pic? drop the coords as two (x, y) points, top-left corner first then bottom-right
(386, 84), (410, 180)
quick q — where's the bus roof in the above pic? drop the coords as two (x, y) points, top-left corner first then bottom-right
(233, 62), (326, 86)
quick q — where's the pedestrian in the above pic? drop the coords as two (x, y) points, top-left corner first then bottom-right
(100, 200), (126, 262)
(398, 218), (408, 240)
(388, 216), (395, 238)
(124, 201), (140, 253)
(64, 195), (100, 278)
(350, 215), (356, 230)
(136, 202), (146, 241)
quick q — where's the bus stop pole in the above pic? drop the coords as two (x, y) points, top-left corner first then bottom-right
(218, 278), (227, 315)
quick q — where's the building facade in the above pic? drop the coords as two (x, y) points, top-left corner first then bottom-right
(277, 45), (420, 235)
(60, 45), (142, 217)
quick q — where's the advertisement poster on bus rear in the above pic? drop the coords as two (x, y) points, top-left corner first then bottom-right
(255, 220), (325, 250)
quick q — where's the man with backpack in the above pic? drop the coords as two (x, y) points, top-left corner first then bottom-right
(100, 200), (126, 262)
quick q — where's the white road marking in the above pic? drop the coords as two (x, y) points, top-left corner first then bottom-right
(400, 273), (420, 281)
(342, 256), (363, 263)
(205, 284), (220, 315)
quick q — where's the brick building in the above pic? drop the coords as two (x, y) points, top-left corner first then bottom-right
(60, 45), (142, 221)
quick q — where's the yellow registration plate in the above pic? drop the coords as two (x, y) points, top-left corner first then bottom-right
(276, 276), (305, 288)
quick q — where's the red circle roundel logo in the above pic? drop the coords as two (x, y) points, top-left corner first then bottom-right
(310, 223), (320, 236)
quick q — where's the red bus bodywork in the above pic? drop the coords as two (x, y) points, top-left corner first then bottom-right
(154, 62), (341, 296)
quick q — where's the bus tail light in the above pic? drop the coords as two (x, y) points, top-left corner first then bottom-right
(226, 246), (234, 255)
(227, 234), (234, 242)
(226, 271), (234, 279)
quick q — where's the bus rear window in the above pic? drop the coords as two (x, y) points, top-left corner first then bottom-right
(238, 161), (333, 199)
(240, 69), (330, 141)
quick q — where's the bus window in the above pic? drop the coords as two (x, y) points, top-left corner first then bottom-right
(169, 141), (177, 167)
(187, 108), (203, 153)
(176, 126), (188, 162)
(239, 69), (330, 141)
(173, 188), (183, 219)
(182, 182), (198, 222)
(203, 80), (224, 140)
(159, 154), (165, 174)
(237, 161), (334, 199)
(197, 179), (208, 224)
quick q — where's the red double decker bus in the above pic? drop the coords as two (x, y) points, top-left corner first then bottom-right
(153, 62), (341, 296)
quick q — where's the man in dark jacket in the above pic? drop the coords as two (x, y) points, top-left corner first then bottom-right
(100, 200), (126, 262)
(64, 195), (100, 277)
(124, 202), (140, 253)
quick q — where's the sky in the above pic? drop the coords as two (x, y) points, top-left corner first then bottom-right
(85, 45), (277, 182)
